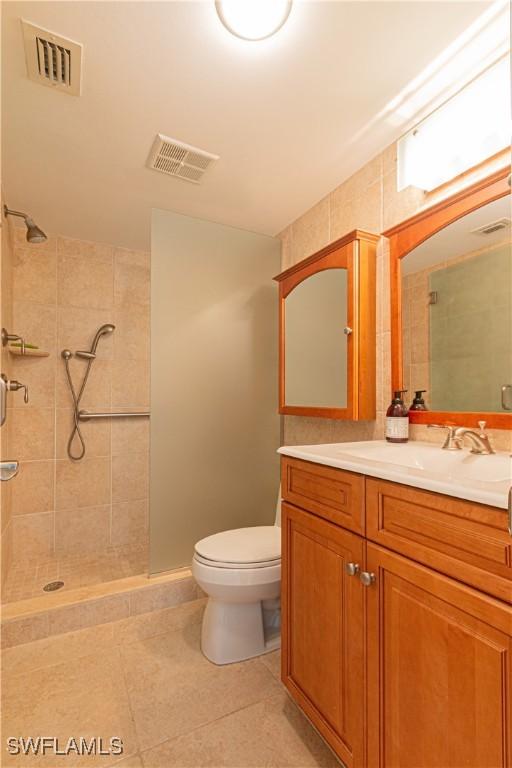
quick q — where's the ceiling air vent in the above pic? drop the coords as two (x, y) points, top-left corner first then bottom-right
(21, 19), (83, 96)
(147, 134), (219, 184)
(471, 218), (511, 236)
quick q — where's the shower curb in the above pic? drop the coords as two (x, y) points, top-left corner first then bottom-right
(1, 567), (200, 648)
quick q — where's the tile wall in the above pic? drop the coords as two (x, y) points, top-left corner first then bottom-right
(1, 220), (14, 583)
(279, 142), (512, 452)
(2, 226), (150, 577)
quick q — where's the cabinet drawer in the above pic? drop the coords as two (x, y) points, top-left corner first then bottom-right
(281, 456), (365, 535)
(366, 477), (512, 604)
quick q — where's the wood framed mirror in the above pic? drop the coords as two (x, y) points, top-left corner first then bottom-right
(274, 230), (378, 420)
(385, 167), (511, 428)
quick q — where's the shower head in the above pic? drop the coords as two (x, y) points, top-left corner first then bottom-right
(90, 323), (115, 355)
(3, 205), (47, 244)
(25, 218), (47, 244)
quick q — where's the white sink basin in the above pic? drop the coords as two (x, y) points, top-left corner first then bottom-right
(332, 441), (511, 483)
(278, 440), (512, 509)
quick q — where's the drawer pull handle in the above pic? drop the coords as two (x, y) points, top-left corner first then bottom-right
(360, 571), (376, 587)
(345, 562), (360, 577)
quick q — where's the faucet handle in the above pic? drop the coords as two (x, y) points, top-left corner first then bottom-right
(7, 380), (29, 403)
(478, 420), (487, 434)
(428, 423), (457, 435)
(427, 423), (461, 450)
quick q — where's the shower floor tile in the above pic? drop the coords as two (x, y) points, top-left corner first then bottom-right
(3, 544), (147, 603)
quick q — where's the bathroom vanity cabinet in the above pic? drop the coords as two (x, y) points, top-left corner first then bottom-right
(280, 456), (512, 768)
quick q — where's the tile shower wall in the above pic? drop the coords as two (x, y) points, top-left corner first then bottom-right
(5, 227), (150, 568)
(279, 143), (512, 452)
(1, 220), (15, 584)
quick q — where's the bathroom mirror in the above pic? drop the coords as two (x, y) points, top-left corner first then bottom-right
(387, 168), (512, 428)
(285, 268), (348, 408)
(275, 230), (378, 420)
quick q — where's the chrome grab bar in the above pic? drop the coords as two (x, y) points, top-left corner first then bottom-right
(78, 411), (150, 421)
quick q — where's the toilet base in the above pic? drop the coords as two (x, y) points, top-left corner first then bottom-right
(201, 597), (281, 665)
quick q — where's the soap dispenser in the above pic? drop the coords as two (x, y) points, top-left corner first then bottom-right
(385, 390), (409, 443)
(410, 390), (428, 411)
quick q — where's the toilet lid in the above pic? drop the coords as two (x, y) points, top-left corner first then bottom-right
(194, 526), (281, 565)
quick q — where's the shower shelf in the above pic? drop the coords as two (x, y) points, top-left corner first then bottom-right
(9, 347), (50, 357)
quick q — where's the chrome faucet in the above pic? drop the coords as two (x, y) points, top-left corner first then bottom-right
(454, 421), (495, 455)
(428, 421), (494, 455)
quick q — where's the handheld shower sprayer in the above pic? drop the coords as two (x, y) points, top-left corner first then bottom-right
(61, 324), (116, 460)
(75, 324), (115, 360)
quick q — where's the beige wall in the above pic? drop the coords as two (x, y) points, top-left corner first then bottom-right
(3, 226), (150, 570)
(279, 143), (512, 452)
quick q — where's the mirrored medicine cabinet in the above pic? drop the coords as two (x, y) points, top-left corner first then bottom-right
(386, 167), (512, 429)
(274, 230), (378, 420)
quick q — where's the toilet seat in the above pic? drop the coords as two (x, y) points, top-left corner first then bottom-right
(193, 556), (281, 589)
(193, 552), (280, 569)
(194, 526), (281, 568)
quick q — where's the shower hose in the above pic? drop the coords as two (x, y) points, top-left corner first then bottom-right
(63, 356), (95, 461)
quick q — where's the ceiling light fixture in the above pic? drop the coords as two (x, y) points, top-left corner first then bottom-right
(215, 0), (292, 41)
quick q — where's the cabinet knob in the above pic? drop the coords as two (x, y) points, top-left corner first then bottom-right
(343, 327), (353, 336)
(359, 571), (376, 587)
(345, 562), (360, 577)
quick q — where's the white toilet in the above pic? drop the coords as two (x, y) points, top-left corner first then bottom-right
(192, 498), (281, 665)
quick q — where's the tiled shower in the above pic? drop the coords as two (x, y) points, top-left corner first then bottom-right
(1, 224), (150, 602)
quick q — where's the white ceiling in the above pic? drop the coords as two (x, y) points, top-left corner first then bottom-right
(402, 196), (512, 274)
(2, 1), (494, 250)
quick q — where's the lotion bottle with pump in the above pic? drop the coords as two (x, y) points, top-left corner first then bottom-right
(385, 390), (409, 443)
(410, 390), (428, 411)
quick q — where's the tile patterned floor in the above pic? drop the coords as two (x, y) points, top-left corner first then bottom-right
(3, 545), (147, 603)
(1, 599), (339, 767)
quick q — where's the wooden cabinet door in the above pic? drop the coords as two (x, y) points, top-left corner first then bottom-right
(366, 543), (512, 768)
(281, 501), (366, 768)
(274, 230), (377, 421)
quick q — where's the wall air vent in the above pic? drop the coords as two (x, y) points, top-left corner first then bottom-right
(21, 19), (83, 96)
(147, 134), (219, 184)
(471, 218), (511, 236)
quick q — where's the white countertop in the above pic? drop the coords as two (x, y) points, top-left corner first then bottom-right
(278, 440), (512, 510)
